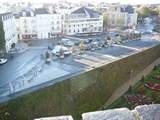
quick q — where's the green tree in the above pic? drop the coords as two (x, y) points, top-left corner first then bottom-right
(0, 21), (6, 55)
(137, 6), (151, 18)
(150, 7), (160, 16)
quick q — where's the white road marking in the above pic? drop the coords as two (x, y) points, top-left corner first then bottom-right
(113, 44), (139, 51)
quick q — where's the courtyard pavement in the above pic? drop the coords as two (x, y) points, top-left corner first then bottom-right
(0, 38), (159, 102)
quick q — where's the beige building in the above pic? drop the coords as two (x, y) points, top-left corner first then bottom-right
(62, 7), (103, 35)
(105, 4), (137, 28)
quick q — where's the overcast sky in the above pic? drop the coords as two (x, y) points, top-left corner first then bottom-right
(0, 0), (160, 4)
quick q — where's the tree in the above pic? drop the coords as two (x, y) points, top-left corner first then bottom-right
(0, 21), (6, 58)
(103, 13), (109, 31)
(137, 6), (151, 18)
(149, 6), (160, 16)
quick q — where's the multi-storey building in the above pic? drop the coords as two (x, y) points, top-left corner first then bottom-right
(0, 12), (18, 52)
(16, 10), (37, 40)
(35, 8), (62, 39)
(16, 8), (62, 40)
(16, 7), (103, 40)
(106, 4), (137, 28)
(63, 7), (103, 35)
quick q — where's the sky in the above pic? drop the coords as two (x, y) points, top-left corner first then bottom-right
(0, 0), (160, 4)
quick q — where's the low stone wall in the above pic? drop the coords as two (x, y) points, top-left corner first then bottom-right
(0, 44), (160, 120)
(34, 104), (160, 120)
(82, 104), (160, 120)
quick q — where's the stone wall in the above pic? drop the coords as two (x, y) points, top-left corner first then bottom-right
(0, 44), (160, 120)
(34, 104), (160, 120)
(82, 104), (160, 120)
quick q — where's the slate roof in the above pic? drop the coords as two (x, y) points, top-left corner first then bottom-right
(0, 12), (12, 21)
(35, 8), (49, 15)
(71, 7), (101, 18)
(0, 12), (12, 17)
(21, 10), (35, 17)
(14, 9), (36, 18)
(120, 5), (134, 14)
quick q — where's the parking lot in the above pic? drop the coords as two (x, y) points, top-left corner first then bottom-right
(0, 34), (159, 101)
(123, 38), (160, 49)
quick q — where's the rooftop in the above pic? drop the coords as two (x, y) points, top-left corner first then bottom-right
(120, 5), (134, 14)
(71, 7), (101, 18)
(34, 8), (49, 15)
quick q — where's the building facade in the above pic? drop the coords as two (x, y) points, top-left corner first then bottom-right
(0, 12), (18, 52)
(16, 7), (103, 40)
(106, 4), (137, 28)
(16, 8), (62, 40)
(16, 10), (37, 40)
(63, 7), (103, 35)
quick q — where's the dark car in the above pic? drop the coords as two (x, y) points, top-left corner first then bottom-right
(85, 44), (92, 51)
(83, 39), (90, 44)
(73, 40), (81, 46)
(88, 38), (93, 43)
(99, 41), (106, 47)
(48, 44), (54, 50)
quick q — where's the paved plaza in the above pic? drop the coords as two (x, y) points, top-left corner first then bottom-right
(0, 38), (159, 102)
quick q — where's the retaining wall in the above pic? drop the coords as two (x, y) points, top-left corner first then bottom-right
(0, 44), (160, 120)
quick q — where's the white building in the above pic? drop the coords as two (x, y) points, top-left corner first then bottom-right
(106, 4), (137, 28)
(35, 8), (62, 39)
(62, 7), (103, 35)
(16, 8), (62, 40)
(16, 10), (37, 40)
(16, 7), (103, 39)
(0, 12), (18, 52)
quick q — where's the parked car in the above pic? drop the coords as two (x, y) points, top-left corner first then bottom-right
(0, 58), (8, 65)
(83, 38), (93, 44)
(91, 41), (99, 49)
(88, 38), (93, 43)
(84, 44), (92, 51)
(52, 45), (72, 57)
(99, 41), (106, 47)
(62, 39), (74, 46)
(72, 39), (81, 46)
(145, 30), (153, 34)
(48, 44), (54, 50)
